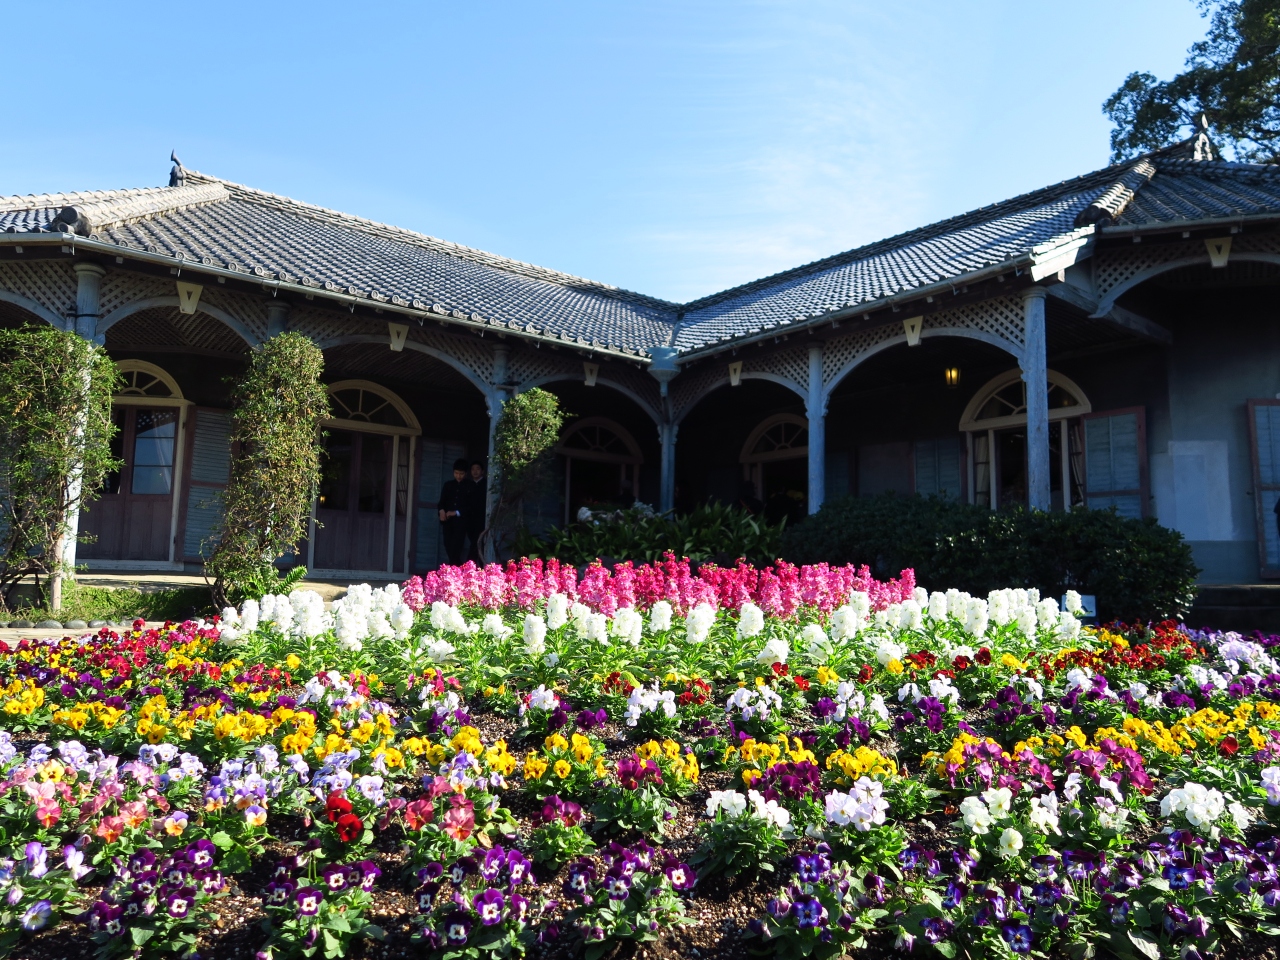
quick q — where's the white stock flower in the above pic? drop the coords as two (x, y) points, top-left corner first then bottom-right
(430, 602), (468, 635)
(424, 639), (455, 663)
(481, 613), (513, 639)
(737, 602), (765, 639)
(523, 614), (547, 655)
(685, 603), (716, 644)
(611, 608), (644, 647)
(800, 623), (830, 661)
(1064, 590), (1083, 615)
(830, 594), (869, 641)
(648, 600), (673, 633)
(874, 639), (906, 666)
(756, 636), (790, 666)
(928, 592), (948, 622)
(545, 593), (569, 630)
(964, 598), (989, 638)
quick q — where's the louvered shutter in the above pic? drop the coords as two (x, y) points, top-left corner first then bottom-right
(181, 408), (232, 559)
(413, 440), (467, 571)
(1083, 409), (1146, 518)
(824, 451), (849, 500)
(1248, 400), (1280, 574)
(913, 438), (962, 499)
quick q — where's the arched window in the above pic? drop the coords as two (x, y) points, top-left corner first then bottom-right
(115, 360), (184, 400)
(555, 417), (644, 522)
(740, 414), (809, 463)
(959, 370), (1092, 512)
(325, 380), (420, 433)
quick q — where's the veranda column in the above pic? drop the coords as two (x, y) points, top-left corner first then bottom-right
(53, 263), (106, 609)
(482, 345), (510, 563)
(658, 422), (677, 513)
(806, 343), (825, 514)
(1021, 287), (1051, 511)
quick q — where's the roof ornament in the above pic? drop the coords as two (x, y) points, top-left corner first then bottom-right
(168, 151), (186, 187)
(1190, 113), (1215, 162)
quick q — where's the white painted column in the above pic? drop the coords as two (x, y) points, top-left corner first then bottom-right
(1021, 287), (1051, 511)
(54, 263), (106, 609)
(658, 422), (677, 513)
(806, 343), (825, 514)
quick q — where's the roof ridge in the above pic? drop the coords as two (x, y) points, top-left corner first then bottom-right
(43, 182), (229, 237)
(0, 185), (172, 215)
(1074, 158), (1157, 227)
(678, 159), (1129, 313)
(182, 169), (679, 313)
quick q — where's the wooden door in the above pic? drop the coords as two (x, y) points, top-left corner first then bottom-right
(313, 429), (394, 572)
(80, 407), (178, 561)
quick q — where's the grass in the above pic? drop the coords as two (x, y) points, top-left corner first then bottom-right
(2, 579), (212, 623)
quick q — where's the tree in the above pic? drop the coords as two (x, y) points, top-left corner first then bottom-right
(205, 332), (327, 607)
(1104, 0), (1280, 163)
(483, 389), (564, 561)
(0, 327), (119, 610)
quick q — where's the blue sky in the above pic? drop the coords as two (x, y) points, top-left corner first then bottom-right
(3, 1), (1207, 302)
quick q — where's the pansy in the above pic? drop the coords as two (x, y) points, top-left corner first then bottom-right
(474, 888), (505, 925)
(20, 899), (52, 931)
(295, 886), (323, 917)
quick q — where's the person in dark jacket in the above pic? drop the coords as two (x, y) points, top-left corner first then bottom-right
(438, 458), (469, 566)
(465, 459), (487, 563)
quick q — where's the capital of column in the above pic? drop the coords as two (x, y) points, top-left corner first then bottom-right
(1021, 285), (1048, 304)
(265, 302), (290, 338)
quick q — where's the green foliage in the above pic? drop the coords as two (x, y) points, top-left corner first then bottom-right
(1104, 1), (1280, 162)
(205, 333), (327, 608)
(519, 501), (784, 566)
(487, 389), (565, 558)
(780, 494), (1199, 623)
(0, 326), (120, 608)
(7, 580), (208, 623)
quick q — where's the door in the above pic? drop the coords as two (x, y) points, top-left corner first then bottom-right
(81, 407), (179, 561)
(313, 429), (396, 572)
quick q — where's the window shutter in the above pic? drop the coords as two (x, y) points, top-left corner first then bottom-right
(824, 451), (849, 500)
(1248, 400), (1280, 574)
(1083, 409), (1145, 518)
(913, 439), (962, 499)
(182, 409), (232, 559)
(413, 440), (468, 571)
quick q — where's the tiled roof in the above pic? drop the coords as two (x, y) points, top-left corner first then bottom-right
(2, 145), (1279, 360)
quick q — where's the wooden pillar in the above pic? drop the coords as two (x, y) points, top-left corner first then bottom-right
(659, 422), (677, 513)
(806, 344), (825, 514)
(1021, 287), (1050, 511)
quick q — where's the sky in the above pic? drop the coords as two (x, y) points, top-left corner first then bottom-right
(2, 1), (1209, 303)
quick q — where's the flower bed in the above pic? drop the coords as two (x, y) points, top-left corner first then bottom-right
(4, 556), (1280, 959)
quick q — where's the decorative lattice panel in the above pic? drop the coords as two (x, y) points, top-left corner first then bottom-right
(744, 344), (811, 391)
(1092, 239), (1202, 302)
(604, 362), (664, 419)
(98, 270), (173, 319)
(507, 348), (585, 390)
(200, 288), (271, 344)
(0, 260), (77, 322)
(821, 295), (1025, 392)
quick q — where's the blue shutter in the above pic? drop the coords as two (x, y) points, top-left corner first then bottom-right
(1252, 403), (1280, 568)
(182, 409), (232, 558)
(1084, 412), (1143, 518)
(414, 440), (467, 570)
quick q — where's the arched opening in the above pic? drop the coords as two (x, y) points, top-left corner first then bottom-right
(555, 417), (644, 523)
(80, 359), (192, 568)
(310, 379), (422, 576)
(740, 413), (809, 525)
(960, 369), (1091, 511)
(319, 342), (491, 574)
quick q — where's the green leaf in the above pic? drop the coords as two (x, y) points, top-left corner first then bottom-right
(1128, 931), (1160, 960)
(131, 925), (155, 946)
(210, 830), (234, 850)
(935, 941), (957, 958)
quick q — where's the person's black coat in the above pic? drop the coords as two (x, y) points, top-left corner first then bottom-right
(465, 477), (487, 533)
(438, 479), (467, 520)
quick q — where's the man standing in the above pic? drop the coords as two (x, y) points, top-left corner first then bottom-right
(465, 459), (487, 564)
(438, 458), (469, 566)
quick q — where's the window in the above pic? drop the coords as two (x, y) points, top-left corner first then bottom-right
(1248, 400), (1280, 576)
(130, 409), (177, 495)
(1083, 408), (1146, 518)
(914, 438), (963, 499)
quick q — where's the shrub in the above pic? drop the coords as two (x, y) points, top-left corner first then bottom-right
(0, 327), (119, 610)
(205, 332), (326, 608)
(780, 494), (1198, 623)
(487, 388), (564, 560)
(519, 501), (785, 567)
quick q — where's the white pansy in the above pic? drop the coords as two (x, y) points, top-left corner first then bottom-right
(706, 790), (748, 819)
(624, 683), (677, 726)
(1261, 767), (1280, 805)
(725, 686), (783, 722)
(998, 827), (1024, 859)
(737, 602), (765, 639)
(1229, 801), (1253, 831)
(928, 676), (960, 706)
(527, 685), (560, 712)
(824, 777), (889, 832)
(959, 796), (993, 834)
(1028, 794), (1061, 835)
(982, 787), (1013, 819)
(748, 790), (792, 831)
(1161, 782), (1227, 832)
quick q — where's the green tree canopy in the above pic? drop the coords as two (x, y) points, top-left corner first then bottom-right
(1105, 0), (1280, 163)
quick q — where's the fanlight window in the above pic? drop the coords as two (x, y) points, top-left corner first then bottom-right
(960, 370), (1091, 432)
(557, 418), (642, 464)
(329, 387), (411, 428)
(741, 414), (809, 463)
(115, 362), (181, 399)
